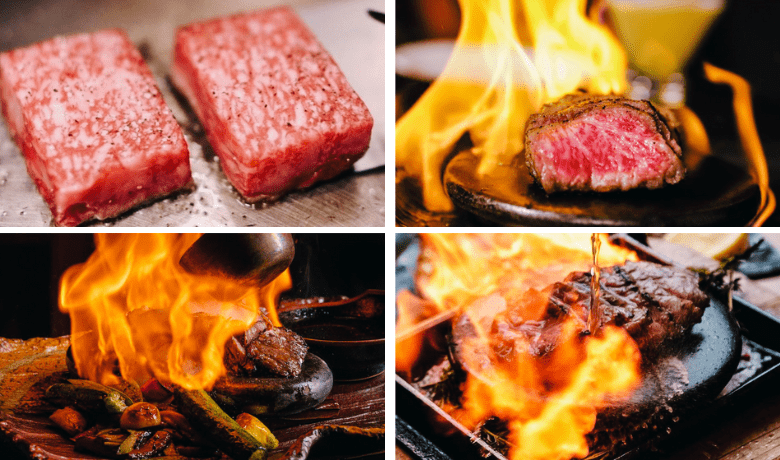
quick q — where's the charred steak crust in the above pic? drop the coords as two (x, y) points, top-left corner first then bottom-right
(491, 261), (708, 359)
(524, 93), (684, 194)
(224, 314), (308, 378)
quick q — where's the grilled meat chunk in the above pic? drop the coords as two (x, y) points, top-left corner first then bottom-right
(224, 314), (308, 378)
(524, 94), (684, 193)
(245, 328), (309, 378)
(491, 261), (708, 359)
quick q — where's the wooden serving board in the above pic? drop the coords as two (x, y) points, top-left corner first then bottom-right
(0, 336), (384, 460)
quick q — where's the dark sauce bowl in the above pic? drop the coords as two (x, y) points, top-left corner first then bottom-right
(279, 290), (385, 381)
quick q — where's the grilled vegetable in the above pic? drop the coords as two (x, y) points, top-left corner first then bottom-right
(236, 413), (278, 450)
(118, 430), (150, 456)
(75, 434), (118, 456)
(97, 427), (127, 446)
(127, 429), (173, 459)
(46, 379), (133, 415)
(120, 402), (161, 430)
(141, 379), (173, 402)
(73, 427), (127, 456)
(49, 406), (88, 436)
(159, 410), (199, 442)
(174, 388), (269, 460)
(110, 379), (144, 403)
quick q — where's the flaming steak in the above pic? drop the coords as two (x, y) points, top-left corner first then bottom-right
(524, 94), (684, 194)
(224, 313), (308, 378)
(489, 261), (708, 361)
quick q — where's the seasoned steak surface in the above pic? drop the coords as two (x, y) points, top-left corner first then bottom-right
(490, 261), (708, 360)
(224, 313), (308, 378)
(0, 29), (191, 226)
(524, 93), (684, 194)
(171, 7), (373, 202)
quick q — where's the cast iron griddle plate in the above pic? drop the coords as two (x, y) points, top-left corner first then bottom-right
(397, 236), (741, 413)
(444, 149), (760, 226)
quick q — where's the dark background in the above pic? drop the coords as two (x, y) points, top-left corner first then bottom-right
(397, 0), (780, 225)
(0, 233), (384, 340)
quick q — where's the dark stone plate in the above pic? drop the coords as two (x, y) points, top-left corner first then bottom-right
(444, 149), (760, 226)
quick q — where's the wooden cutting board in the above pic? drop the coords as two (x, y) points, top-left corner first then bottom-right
(0, 336), (384, 460)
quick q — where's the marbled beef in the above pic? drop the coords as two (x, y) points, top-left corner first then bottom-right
(223, 313), (308, 378)
(171, 7), (373, 202)
(0, 29), (192, 226)
(524, 94), (683, 194)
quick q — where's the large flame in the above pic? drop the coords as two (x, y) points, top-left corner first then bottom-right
(396, 0), (627, 212)
(396, 234), (641, 459)
(60, 234), (291, 390)
(702, 63), (776, 226)
(414, 233), (636, 312)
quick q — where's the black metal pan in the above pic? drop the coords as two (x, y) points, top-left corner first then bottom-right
(279, 290), (385, 382)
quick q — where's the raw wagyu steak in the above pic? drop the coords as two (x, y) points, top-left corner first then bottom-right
(0, 29), (192, 226)
(171, 6), (373, 202)
(524, 94), (684, 194)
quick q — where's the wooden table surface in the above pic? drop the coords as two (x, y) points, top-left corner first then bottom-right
(396, 233), (780, 460)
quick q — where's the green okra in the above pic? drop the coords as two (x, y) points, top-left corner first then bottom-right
(174, 388), (269, 460)
(45, 379), (133, 415)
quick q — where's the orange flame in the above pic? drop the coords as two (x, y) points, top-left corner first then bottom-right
(396, 234), (641, 459)
(458, 322), (640, 460)
(703, 63), (776, 226)
(59, 234), (291, 390)
(396, 0), (627, 211)
(414, 233), (636, 311)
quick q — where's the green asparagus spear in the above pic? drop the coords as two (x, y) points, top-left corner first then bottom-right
(45, 379), (133, 415)
(174, 388), (269, 460)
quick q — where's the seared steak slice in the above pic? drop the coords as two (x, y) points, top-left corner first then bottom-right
(524, 94), (684, 193)
(224, 314), (308, 378)
(490, 261), (708, 360)
(244, 327), (308, 378)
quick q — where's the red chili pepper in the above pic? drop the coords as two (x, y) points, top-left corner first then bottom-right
(140, 378), (172, 402)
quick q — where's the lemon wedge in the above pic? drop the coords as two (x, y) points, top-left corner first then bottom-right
(664, 233), (750, 260)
